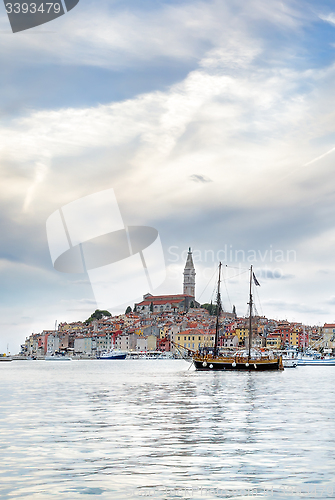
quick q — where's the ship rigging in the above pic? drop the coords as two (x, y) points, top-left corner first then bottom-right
(191, 262), (284, 371)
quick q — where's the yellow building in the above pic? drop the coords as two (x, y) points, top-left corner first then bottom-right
(235, 328), (249, 345)
(290, 329), (299, 347)
(146, 335), (157, 351)
(173, 330), (214, 351)
(266, 334), (281, 349)
(159, 327), (168, 339)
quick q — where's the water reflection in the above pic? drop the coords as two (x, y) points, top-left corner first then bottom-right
(0, 361), (335, 499)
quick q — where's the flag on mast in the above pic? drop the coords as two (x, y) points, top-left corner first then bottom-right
(253, 273), (260, 286)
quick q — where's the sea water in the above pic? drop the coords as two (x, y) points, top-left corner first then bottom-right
(0, 360), (335, 500)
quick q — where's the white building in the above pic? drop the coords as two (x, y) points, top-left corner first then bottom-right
(46, 334), (59, 354)
(74, 336), (93, 355)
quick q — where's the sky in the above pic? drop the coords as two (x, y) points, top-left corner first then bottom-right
(2, 0), (335, 352)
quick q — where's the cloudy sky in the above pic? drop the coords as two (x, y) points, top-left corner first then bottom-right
(2, 0), (335, 352)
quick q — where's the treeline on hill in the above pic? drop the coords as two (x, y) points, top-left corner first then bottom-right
(85, 309), (111, 325)
(201, 303), (218, 316)
(201, 303), (237, 316)
(84, 303), (235, 323)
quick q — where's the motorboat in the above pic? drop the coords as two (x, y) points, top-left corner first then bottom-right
(45, 353), (72, 360)
(282, 349), (298, 368)
(0, 354), (12, 362)
(98, 350), (127, 360)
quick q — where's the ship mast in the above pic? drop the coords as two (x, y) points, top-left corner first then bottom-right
(214, 262), (222, 356)
(248, 265), (253, 359)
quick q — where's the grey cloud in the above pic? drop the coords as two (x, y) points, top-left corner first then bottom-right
(263, 300), (328, 316)
(190, 174), (213, 183)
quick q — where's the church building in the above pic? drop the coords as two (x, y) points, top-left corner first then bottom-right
(135, 248), (199, 313)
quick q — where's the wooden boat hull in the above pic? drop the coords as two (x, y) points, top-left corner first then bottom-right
(193, 357), (283, 371)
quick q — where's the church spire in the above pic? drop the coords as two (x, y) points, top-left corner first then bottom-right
(183, 247), (196, 297)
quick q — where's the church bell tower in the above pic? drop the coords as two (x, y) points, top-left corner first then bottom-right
(183, 247), (196, 297)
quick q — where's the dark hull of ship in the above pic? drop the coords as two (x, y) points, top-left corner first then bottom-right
(98, 353), (127, 360)
(193, 358), (283, 371)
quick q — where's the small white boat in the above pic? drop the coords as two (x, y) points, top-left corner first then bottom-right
(1, 345), (12, 362)
(45, 354), (72, 361)
(283, 358), (298, 368)
(282, 350), (298, 368)
(0, 354), (12, 362)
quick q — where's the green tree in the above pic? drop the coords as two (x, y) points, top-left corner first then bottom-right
(85, 309), (111, 324)
(201, 302), (217, 316)
(150, 302), (154, 312)
(190, 301), (194, 308)
(125, 306), (132, 314)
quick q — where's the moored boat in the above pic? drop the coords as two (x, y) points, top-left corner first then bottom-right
(0, 354), (12, 362)
(192, 263), (283, 371)
(45, 353), (72, 360)
(98, 350), (127, 360)
(282, 349), (298, 368)
(193, 351), (282, 370)
(297, 357), (335, 366)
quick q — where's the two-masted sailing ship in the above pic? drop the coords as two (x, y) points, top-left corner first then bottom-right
(192, 263), (283, 371)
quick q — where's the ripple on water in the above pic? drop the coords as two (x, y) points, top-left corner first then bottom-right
(0, 361), (335, 499)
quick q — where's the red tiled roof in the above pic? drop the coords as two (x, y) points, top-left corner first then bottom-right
(179, 329), (212, 336)
(137, 294), (193, 306)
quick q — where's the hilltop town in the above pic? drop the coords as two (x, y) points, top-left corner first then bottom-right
(20, 249), (334, 358)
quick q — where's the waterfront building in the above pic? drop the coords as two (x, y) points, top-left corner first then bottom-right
(47, 333), (60, 354)
(266, 334), (282, 349)
(221, 335), (239, 348)
(96, 334), (108, 354)
(115, 334), (136, 351)
(235, 327), (249, 345)
(157, 336), (170, 351)
(136, 337), (148, 352)
(322, 324), (335, 352)
(74, 336), (93, 355)
(58, 333), (69, 350)
(171, 329), (215, 351)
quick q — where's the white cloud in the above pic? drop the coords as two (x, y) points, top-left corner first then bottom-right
(0, 0), (305, 69)
(319, 12), (335, 26)
(0, 48), (316, 220)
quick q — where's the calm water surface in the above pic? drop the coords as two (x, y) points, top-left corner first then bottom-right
(0, 360), (335, 500)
